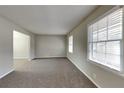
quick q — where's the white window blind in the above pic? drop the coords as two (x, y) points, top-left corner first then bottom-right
(69, 36), (73, 53)
(88, 7), (123, 71)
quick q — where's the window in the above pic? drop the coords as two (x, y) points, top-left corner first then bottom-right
(88, 7), (123, 71)
(69, 35), (73, 53)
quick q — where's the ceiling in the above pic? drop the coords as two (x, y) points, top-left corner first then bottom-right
(0, 5), (97, 35)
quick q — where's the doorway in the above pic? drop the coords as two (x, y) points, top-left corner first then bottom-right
(13, 30), (30, 60)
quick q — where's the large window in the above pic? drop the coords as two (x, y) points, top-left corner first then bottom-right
(69, 35), (73, 53)
(88, 7), (123, 71)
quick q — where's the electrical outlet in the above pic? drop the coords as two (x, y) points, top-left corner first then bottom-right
(92, 73), (96, 79)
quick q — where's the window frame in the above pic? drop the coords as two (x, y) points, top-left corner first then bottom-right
(87, 6), (124, 74)
(68, 35), (73, 53)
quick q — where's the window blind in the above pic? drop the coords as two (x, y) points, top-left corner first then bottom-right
(69, 36), (73, 53)
(88, 7), (123, 71)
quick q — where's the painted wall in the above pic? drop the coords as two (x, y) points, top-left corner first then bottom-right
(35, 35), (66, 58)
(67, 5), (124, 88)
(13, 31), (30, 59)
(0, 16), (14, 78)
(0, 15), (35, 78)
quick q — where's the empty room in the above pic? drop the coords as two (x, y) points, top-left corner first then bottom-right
(0, 5), (124, 88)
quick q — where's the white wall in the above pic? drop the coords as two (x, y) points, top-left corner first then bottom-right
(35, 35), (66, 58)
(0, 16), (14, 78)
(0, 15), (35, 78)
(13, 31), (30, 59)
(67, 5), (124, 88)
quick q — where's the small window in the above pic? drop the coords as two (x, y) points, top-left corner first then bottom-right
(88, 7), (123, 71)
(69, 35), (73, 53)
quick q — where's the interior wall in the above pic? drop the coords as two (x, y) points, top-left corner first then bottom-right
(67, 5), (124, 88)
(13, 31), (30, 59)
(0, 16), (14, 78)
(35, 35), (66, 58)
(0, 15), (35, 78)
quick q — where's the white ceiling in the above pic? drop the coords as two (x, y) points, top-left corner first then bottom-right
(0, 5), (97, 35)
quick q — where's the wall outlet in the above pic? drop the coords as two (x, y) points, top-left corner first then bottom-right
(92, 73), (96, 79)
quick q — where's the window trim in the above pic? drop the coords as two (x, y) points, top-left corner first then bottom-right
(87, 6), (124, 74)
(121, 6), (124, 72)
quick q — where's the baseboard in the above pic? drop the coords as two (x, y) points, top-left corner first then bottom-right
(33, 57), (66, 60)
(0, 69), (14, 79)
(67, 57), (101, 88)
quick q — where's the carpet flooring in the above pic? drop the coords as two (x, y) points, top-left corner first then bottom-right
(0, 58), (96, 88)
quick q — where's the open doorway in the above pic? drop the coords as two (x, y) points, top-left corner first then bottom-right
(13, 30), (30, 61)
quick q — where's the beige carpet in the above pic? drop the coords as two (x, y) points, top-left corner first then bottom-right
(0, 58), (96, 88)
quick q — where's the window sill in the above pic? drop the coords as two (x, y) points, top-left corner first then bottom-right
(87, 59), (124, 78)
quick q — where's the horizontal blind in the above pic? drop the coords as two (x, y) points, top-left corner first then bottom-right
(98, 17), (107, 41)
(108, 8), (123, 40)
(93, 22), (98, 42)
(88, 7), (123, 71)
(69, 36), (73, 53)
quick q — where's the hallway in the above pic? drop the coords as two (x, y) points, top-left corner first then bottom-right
(0, 58), (96, 88)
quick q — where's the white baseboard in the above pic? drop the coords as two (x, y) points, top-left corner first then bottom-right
(34, 57), (66, 59)
(67, 57), (101, 88)
(0, 69), (14, 79)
